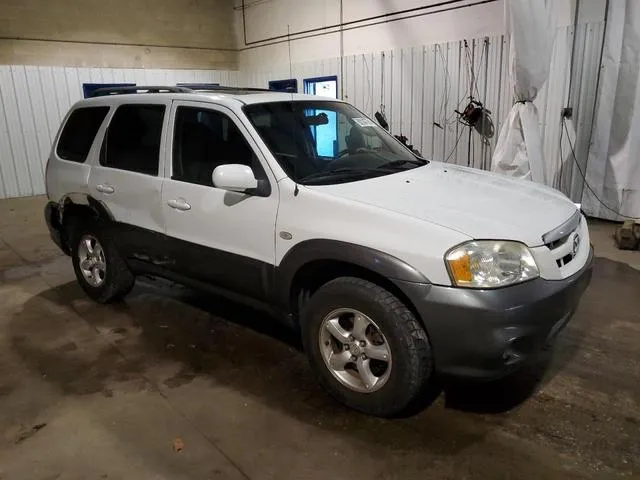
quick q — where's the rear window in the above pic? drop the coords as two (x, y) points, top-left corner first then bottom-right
(56, 106), (110, 162)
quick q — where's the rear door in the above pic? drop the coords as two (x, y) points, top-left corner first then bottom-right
(161, 100), (279, 301)
(88, 99), (170, 260)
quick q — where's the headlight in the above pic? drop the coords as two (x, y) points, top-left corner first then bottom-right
(445, 240), (539, 288)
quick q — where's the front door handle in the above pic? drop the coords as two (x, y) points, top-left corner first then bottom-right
(96, 184), (115, 194)
(167, 198), (191, 211)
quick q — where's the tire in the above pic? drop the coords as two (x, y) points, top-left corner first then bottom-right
(301, 277), (439, 417)
(69, 216), (134, 303)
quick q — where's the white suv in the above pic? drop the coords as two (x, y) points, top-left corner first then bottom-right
(44, 86), (593, 417)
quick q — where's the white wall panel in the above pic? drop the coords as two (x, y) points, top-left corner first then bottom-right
(409, 47), (424, 152)
(421, 45), (436, 161)
(240, 23), (603, 201)
(534, 23), (604, 200)
(0, 66), (237, 199)
(0, 23), (603, 201)
(568, 22), (605, 201)
(0, 66), (33, 197)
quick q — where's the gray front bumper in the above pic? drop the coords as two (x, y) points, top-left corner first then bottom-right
(395, 247), (594, 380)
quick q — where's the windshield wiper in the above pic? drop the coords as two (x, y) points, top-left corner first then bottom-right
(376, 158), (428, 169)
(301, 167), (392, 184)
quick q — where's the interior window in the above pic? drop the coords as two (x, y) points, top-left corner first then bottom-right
(57, 106), (110, 162)
(100, 104), (165, 175)
(173, 107), (258, 187)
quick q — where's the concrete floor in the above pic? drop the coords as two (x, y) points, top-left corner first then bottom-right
(0, 196), (638, 480)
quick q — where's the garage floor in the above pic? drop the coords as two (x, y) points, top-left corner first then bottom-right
(0, 196), (638, 480)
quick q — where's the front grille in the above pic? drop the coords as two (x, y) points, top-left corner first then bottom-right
(544, 214), (582, 269)
(547, 235), (569, 251)
(557, 253), (574, 268)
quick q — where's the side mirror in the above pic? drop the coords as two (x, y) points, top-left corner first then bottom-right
(212, 164), (270, 196)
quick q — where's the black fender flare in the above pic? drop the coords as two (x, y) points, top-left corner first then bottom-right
(275, 239), (430, 309)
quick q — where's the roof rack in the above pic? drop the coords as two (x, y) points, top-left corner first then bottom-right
(189, 86), (273, 93)
(90, 86), (192, 97)
(89, 85), (275, 98)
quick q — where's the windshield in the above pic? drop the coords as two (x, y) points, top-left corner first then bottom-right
(243, 101), (427, 185)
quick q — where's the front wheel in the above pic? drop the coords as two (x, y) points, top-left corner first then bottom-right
(301, 277), (439, 417)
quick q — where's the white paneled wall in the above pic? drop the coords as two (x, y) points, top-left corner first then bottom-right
(0, 67), (239, 199)
(240, 23), (604, 201)
(535, 22), (604, 200)
(239, 37), (510, 169)
(0, 23), (604, 200)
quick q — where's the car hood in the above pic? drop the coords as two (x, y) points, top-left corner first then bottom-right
(307, 162), (577, 247)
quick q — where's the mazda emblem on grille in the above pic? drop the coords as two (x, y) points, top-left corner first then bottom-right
(572, 233), (580, 257)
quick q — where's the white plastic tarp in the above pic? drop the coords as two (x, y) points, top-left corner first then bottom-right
(583, 0), (640, 219)
(491, 0), (555, 182)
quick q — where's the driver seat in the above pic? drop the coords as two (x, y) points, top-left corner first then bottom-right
(345, 126), (365, 153)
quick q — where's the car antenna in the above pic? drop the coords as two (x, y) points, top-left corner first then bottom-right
(287, 24), (300, 197)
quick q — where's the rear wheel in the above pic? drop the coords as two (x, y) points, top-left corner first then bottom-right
(301, 277), (439, 417)
(70, 218), (134, 303)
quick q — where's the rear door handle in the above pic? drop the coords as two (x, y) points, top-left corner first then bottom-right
(167, 198), (191, 211)
(96, 184), (115, 194)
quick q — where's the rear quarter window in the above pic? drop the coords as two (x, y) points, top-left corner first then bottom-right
(56, 106), (110, 162)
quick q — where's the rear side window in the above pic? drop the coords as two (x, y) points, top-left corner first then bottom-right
(101, 104), (165, 175)
(56, 106), (110, 162)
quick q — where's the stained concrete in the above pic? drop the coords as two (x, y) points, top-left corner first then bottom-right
(0, 195), (638, 479)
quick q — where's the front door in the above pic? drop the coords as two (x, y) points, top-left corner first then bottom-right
(161, 101), (279, 301)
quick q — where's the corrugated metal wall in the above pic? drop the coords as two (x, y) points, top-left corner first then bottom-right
(239, 38), (508, 170)
(0, 23), (604, 201)
(0, 67), (238, 199)
(536, 22), (604, 201)
(240, 22), (604, 201)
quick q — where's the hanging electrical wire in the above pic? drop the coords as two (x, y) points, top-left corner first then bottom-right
(363, 53), (372, 115)
(380, 52), (386, 118)
(436, 40), (489, 131)
(436, 45), (448, 124)
(557, 119), (565, 191)
(465, 40), (475, 97)
(561, 118), (640, 220)
(444, 129), (465, 163)
(374, 37), (490, 157)
(472, 39), (486, 99)
(434, 45), (463, 128)
(458, 39), (494, 152)
(380, 52), (385, 105)
(463, 39), (485, 100)
(375, 52), (390, 131)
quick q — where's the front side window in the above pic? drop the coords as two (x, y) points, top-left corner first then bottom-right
(101, 104), (165, 175)
(243, 101), (427, 185)
(172, 106), (258, 187)
(57, 106), (110, 162)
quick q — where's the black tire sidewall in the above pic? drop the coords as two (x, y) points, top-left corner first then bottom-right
(301, 278), (433, 417)
(70, 218), (132, 303)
